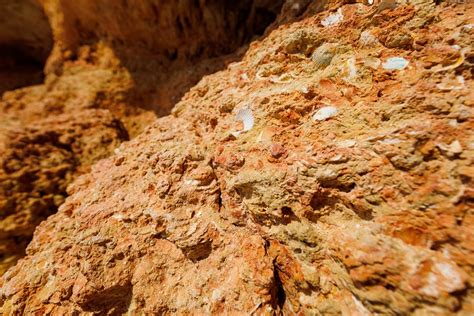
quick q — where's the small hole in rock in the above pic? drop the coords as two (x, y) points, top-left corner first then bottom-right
(280, 206), (298, 224)
(281, 206), (293, 216)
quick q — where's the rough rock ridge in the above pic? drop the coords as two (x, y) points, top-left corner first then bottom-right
(1, 0), (474, 315)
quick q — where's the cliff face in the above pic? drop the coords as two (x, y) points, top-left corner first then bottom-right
(40, 0), (285, 115)
(1, 0), (474, 314)
(0, 0), (284, 275)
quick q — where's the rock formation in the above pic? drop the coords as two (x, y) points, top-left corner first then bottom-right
(1, 0), (473, 314)
(0, 0), (283, 275)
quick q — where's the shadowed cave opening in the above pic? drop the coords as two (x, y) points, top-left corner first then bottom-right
(0, 1), (286, 111)
(0, 46), (46, 95)
(41, 0), (287, 117)
(0, 0), (53, 95)
(119, 0), (287, 116)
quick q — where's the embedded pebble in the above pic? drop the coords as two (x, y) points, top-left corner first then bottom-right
(114, 156), (125, 166)
(184, 179), (200, 186)
(211, 289), (222, 302)
(269, 143), (287, 158)
(347, 56), (357, 79)
(270, 73), (293, 83)
(438, 140), (463, 156)
(436, 75), (465, 90)
(462, 24), (474, 31)
(312, 106), (338, 121)
(292, 3), (300, 10)
(448, 119), (458, 127)
(299, 86), (309, 94)
(359, 30), (379, 47)
(364, 56), (381, 69)
(112, 213), (126, 221)
(380, 138), (401, 145)
(338, 139), (356, 148)
(321, 8), (343, 27)
(382, 57), (409, 70)
(448, 140), (462, 154)
(329, 154), (348, 163)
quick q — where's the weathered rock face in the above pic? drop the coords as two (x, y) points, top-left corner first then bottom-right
(1, 0), (474, 314)
(40, 0), (285, 115)
(0, 0), (284, 275)
(0, 110), (128, 275)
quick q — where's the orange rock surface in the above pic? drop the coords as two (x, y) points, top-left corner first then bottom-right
(1, 0), (473, 314)
(0, 0), (281, 275)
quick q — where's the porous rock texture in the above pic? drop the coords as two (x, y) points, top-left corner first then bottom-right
(0, 0), (283, 274)
(1, 0), (474, 315)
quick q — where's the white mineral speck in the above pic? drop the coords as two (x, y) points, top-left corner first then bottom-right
(435, 262), (463, 292)
(462, 24), (474, 30)
(448, 119), (458, 127)
(352, 295), (371, 315)
(347, 56), (357, 79)
(299, 293), (313, 305)
(448, 140), (462, 154)
(184, 179), (200, 186)
(321, 8), (343, 27)
(211, 289), (222, 301)
(420, 272), (439, 297)
(313, 106), (338, 121)
(380, 138), (401, 145)
(382, 57), (409, 70)
(338, 139), (356, 148)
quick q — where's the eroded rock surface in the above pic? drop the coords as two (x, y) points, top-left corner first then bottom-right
(1, 0), (474, 314)
(0, 0), (284, 274)
(0, 110), (128, 274)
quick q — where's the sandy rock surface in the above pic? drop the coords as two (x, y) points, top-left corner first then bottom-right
(1, 0), (474, 314)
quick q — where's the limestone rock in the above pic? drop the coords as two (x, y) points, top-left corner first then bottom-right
(0, 0), (284, 274)
(1, 0), (474, 314)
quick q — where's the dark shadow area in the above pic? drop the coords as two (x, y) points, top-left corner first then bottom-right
(271, 259), (287, 311)
(0, 46), (46, 95)
(48, 0), (287, 117)
(0, 0), (53, 95)
(81, 282), (133, 314)
(117, 0), (287, 116)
